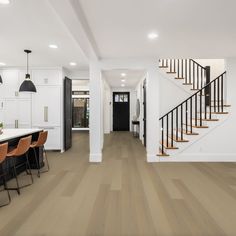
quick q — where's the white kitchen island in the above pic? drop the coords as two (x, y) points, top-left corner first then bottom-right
(0, 128), (43, 143)
(0, 128), (44, 184)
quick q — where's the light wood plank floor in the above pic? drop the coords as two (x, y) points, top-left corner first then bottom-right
(0, 131), (236, 236)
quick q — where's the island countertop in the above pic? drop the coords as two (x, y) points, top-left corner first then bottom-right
(0, 128), (43, 143)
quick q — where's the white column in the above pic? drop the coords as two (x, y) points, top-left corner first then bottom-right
(89, 61), (103, 162)
(146, 64), (160, 162)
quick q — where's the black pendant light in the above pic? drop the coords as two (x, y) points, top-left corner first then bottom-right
(0, 75), (2, 84)
(19, 49), (37, 93)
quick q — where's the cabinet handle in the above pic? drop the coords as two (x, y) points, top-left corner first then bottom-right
(15, 120), (19, 128)
(44, 106), (48, 122)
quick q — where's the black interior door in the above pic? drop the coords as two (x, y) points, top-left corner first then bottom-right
(64, 77), (72, 151)
(143, 79), (147, 147)
(113, 92), (130, 131)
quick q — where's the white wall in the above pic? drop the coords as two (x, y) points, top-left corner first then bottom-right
(103, 79), (111, 134)
(135, 76), (146, 144)
(195, 59), (225, 79)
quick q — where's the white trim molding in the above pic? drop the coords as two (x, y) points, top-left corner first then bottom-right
(89, 153), (102, 162)
(159, 153), (236, 162)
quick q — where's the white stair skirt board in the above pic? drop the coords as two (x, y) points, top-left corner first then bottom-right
(89, 153), (102, 162)
(159, 153), (236, 162)
(147, 154), (160, 162)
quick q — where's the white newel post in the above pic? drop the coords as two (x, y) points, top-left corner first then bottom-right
(146, 64), (160, 162)
(89, 61), (103, 162)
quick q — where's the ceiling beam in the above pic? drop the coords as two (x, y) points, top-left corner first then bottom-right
(47, 0), (99, 61)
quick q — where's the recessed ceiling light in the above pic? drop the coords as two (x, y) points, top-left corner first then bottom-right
(49, 44), (58, 49)
(121, 84), (125, 87)
(70, 62), (77, 66)
(0, 0), (10, 5)
(121, 73), (126, 77)
(148, 32), (158, 40)
(0, 62), (6, 66)
(121, 79), (125, 82)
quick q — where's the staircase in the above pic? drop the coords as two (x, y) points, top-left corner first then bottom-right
(157, 59), (229, 156)
(159, 59), (209, 91)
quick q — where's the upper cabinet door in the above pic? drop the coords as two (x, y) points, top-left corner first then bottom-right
(18, 99), (31, 128)
(32, 86), (61, 126)
(32, 70), (62, 86)
(1, 70), (19, 98)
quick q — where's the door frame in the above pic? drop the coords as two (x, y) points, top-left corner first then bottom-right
(112, 91), (130, 131)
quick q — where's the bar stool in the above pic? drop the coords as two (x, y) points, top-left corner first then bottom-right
(30, 131), (49, 178)
(6, 135), (33, 195)
(0, 143), (11, 207)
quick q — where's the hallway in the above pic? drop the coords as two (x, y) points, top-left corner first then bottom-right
(0, 132), (236, 236)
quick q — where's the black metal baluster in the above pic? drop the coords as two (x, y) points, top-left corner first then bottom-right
(181, 59), (184, 79)
(197, 66), (199, 89)
(166, 115), (169, 148)
(193, 63), (195, 89)
(200, 89), (202, 126)
(190, 97), (193, 133)
(221, 75), (224, 112)
(185, 101), (188, 134)
(173, 59), (176, 73)
(195, 94), (197, 127)
(209, 83), (212, 120)
(161, 118), (164, 154)
(176, 108), (178, 141)
(185, 59), (187, 82)
(189, 60), (191, 85)
(217, 77), (220, 112)
(204, 84), (207, 120)
(171, 111), (174, 147)
(214, 80), (216, 112)
(177, 59), (180, 78)
(181, 104), (183, 140)
(170, 59), (172, 72)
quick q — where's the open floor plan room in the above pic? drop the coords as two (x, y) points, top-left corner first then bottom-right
(0, 0), (236, 235)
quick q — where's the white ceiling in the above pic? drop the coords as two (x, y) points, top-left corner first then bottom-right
(0, 0), (88, 71)
(78, 0), (236, 59)
(103, 70), (145, 88)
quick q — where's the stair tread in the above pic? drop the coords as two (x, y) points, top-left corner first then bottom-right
(175, 77), (185, 80)
(166, 71), (176, 74)
(159, 66), (168, 68)
(183, 83), (193, 85)
(157, 148), (169, 157)
(168, 134), (189, 142)
(183, 123), (209, 128)
(192, 118), (219, 121)
(160, 141), (178, 149)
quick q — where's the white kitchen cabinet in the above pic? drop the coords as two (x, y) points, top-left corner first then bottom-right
(32, 70), (62, 86)
(32, 86), (61, 127)
(1, 70), (19, 99)
(3, 99), (31, 128)
(0, 70), (32, 99)
(32, 126), (61, 150)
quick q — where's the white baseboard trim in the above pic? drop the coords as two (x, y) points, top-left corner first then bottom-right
(89, 153), (102, 162)
(159, 153), (236, 162)
(147, 154), (160, 163)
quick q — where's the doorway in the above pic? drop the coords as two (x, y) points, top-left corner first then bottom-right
(113, 92), (130, 131)
(143, 79), (147, 147)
